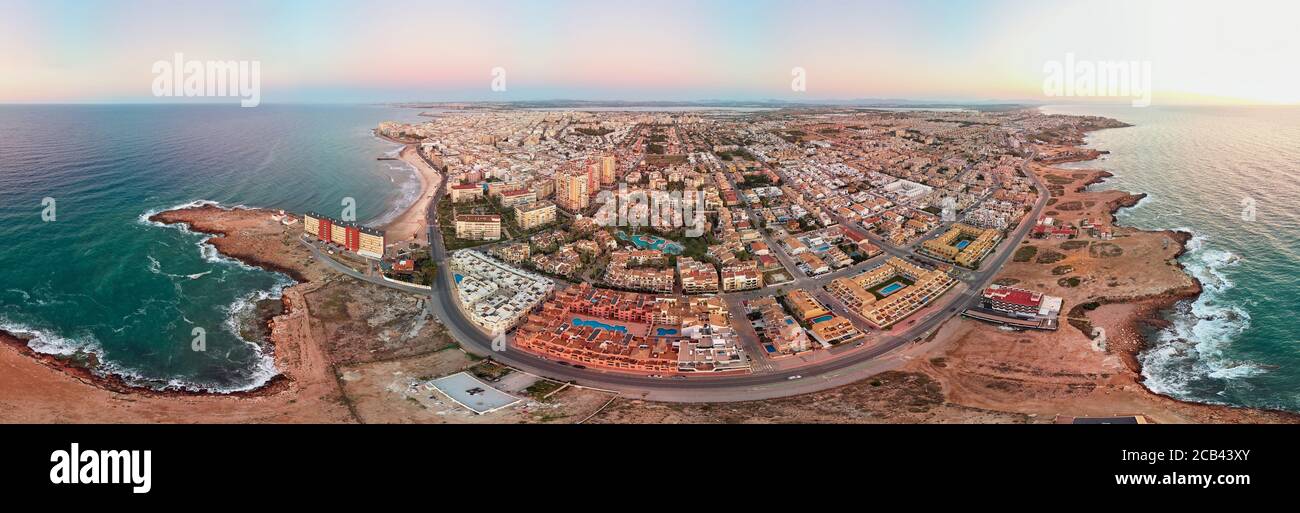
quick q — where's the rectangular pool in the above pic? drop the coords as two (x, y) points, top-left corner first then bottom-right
(880, 282), (906, 296)
(573, 318), (628, 333)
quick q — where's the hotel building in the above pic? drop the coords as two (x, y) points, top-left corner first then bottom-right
(513, 283), (748, 374)
(455, 214), (502, 241)
(604, 250), (674, 293)
(554, 171), (590, 213)
(489, 242), (530, 265)
(303, 211), (386, 259)
(514, 200), (557, 230)
(720, 261), (763, 292)
(981, 285), (1063, 319)
(496, 187), (537, 208)
(919, 223), (1001, 268)
(677, 257), (719, 294)
(963, 285), (1063, 331)
(826, 257), (957, 328)
(450, 183), (485, 203)
(785, 289), (829, 321)
(748, 296), (812, 354)
(808, 315), (862, 346)
(600, 155), (616, 185)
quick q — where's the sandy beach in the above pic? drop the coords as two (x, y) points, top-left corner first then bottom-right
(380, 139), (442, 247)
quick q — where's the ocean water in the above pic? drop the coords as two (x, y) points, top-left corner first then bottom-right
(0, 104), (424, 392)
(1042, 105), (1300, 412)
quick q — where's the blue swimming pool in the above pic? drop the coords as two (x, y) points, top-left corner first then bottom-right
(454, 274), (464, 284)
(955, 239), (971, 250)
(572, 318), (628, 333)
(618, 231), (684, 255)
(812, 314), (835, 323)
(880, 282), (905, 296)
(655, 328), (679, 336)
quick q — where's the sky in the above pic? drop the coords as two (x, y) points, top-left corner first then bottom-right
(2, 0), (1298, 105)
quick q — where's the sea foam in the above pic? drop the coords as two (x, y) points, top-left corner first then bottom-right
(1139, 232), (1260, 398)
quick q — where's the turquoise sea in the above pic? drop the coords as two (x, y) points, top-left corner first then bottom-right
(0, 105), (425, 392)
(1043, 105), (1300, 412)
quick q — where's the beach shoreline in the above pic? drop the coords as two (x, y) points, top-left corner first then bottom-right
(376, 133), (442, 247)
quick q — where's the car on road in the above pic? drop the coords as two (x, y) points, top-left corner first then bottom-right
(787, 375), (802, 380)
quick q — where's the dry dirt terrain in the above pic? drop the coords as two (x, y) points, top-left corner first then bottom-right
(589, 371), (1034, 424)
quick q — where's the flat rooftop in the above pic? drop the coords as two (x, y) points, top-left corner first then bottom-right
(430, 372), (521, 415)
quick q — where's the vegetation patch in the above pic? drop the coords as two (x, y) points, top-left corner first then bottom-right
(1012, 246), (1038, 262)
(1035, 249), (1067, 264)
(524, 380), (566, 401)
(1059, 240), (1089, 251)
(1051, 265), (1074, 275)
(1057, 276), (1081, 288)
(1090, 242), (1124, 258)
(469, 361), (513, 382)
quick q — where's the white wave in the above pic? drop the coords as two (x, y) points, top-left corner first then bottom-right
(1140, 233), (1259, 397)
(4, 287), (63, 307)
(0, 318), (103, 358)
(366, 159), (422, 228)
(136, 199), (224, 228)
(217, 279), (293, 392)
(5, 289), (31, 302)
(147, 253), (219, 282)
(222, 279), (291, 340)
(137, 200), (265, 272)
(1, 314), (280, 395)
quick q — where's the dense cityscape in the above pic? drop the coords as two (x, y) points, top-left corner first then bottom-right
(351, 107), (1107, 381)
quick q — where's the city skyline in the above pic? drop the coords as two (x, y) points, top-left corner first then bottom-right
(4, 0), (1299, 105)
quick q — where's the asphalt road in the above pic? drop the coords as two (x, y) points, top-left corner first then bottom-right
(375, 150), (1046, 402)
